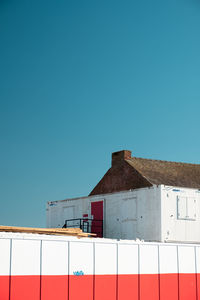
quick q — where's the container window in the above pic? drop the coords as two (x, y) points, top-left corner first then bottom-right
(177, 196), (196, 220)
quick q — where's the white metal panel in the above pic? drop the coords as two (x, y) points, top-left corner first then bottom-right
(187, 198), (196, 220)
(63, 206), (74, 219)
(42, 241), (68, 275)
(120, 221), (137, 240)
(159, 245), (177, 274)
(140, 245), (158, 274)
(162, 186), (200, 243)
(177, 196), (196, 220)
(121, 198), (137, 219)
(0, 239), (10, 275)
(11, 239), (40, 275)
(63, 205), (81, 228)
(63, 206), (75, 226)
(177, 196), (187, 219)
(69, 242), (93, 275)
(95, 243), (116, 275)
(118, 244), (138, 275)
(178, 246), (195, 273)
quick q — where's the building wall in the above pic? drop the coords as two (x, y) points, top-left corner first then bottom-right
(102, 186), (161, 241)
(47, 185), (200, 243)
(46, 197), (91, 228)
(161, 185), (200, 243)
(46, 186), (162, 242)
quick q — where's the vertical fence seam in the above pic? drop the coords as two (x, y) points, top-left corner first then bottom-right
(93, 242), (95, 300)
(116, 243), (118, 300)
(158, 245), (161, 300)
(194, 247), (198, 300)
(177, 245), (180, 300)
(138, 245), (140, 300)
(40, 240), (42, 300)
(68, 242), (70, 300)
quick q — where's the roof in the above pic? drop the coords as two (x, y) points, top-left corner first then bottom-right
(126, 157), (200, 189)
(90, 150), (200, 195)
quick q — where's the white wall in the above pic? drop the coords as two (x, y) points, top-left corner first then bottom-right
(161, 185), (200, 243)
(102, 186), (161, 241)
(46, 197), (91, 228)
(47, 186), (162, 242)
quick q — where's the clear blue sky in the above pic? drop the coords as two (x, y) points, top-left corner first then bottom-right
(1, 0), (200, 227)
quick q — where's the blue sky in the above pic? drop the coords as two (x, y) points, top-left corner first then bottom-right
(0, 0), (200, 227)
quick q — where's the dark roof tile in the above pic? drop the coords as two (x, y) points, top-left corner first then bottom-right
(126, 157), (200, 189)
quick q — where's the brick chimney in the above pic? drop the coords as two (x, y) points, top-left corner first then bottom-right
(112, 150), (132, 166)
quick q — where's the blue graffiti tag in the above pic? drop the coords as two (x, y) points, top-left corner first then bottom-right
(73, 270), (84, 276)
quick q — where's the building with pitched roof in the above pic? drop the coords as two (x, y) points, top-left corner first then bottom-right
(47, 150), (200, 243)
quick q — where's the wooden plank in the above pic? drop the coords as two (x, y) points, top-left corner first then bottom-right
(0, 226), (81, 232)
(0, 225), (96, 237)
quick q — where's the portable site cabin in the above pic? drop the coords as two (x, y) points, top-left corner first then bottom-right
(47, 150), (200, 243)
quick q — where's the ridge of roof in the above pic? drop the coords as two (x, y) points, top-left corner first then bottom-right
(127, 157), (200, 167)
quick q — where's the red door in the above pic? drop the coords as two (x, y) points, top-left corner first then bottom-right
(91, 201), (103, 237)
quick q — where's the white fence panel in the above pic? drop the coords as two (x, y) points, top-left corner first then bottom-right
(0, 239), (10, 276)
(11, 239), (40, 275)
(42, 240), (68, 275)
(159, 245), (177, 273)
